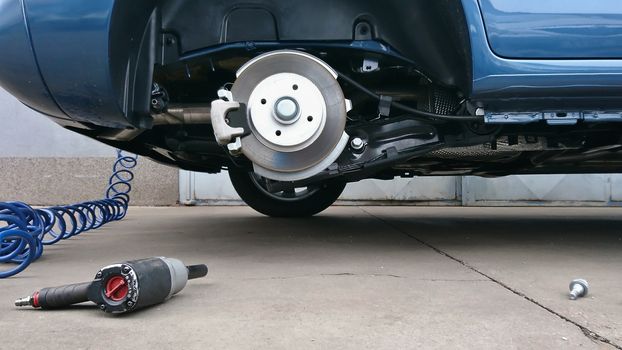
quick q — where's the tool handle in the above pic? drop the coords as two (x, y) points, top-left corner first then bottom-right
(37, 282), (92, 309)
(187, 264), (208, 280)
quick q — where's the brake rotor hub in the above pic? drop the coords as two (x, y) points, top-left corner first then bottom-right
(247, 72), (326, 152)
(274, 97), (299, 123)
(213, 50), (349, 181)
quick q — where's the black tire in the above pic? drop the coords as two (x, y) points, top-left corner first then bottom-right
(228, 167), (346, 217)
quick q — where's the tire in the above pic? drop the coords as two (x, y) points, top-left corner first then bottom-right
(228, 167), (346, 217)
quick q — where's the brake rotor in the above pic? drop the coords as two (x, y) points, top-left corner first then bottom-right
(231, 50), (348, 181)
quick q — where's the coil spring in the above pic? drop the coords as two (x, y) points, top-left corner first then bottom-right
(0, 150), (137, 278)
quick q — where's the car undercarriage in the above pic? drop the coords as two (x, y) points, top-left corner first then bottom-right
(3, 0), (622, 215)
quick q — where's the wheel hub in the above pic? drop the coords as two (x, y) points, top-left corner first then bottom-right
(247, 73), (326, 151)
(227, 50), (349, 181)
(274, 97), (299, 123)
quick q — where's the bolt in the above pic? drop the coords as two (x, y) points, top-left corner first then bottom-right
(350, 137), (366, 151)
(569, 279), (589, 300)
(227, 137), (243, 156)
(122, 266), (131, 273)
(96, 271), (103, 278)
(99, 304), (106, 311)
(127, 301), (134, 308)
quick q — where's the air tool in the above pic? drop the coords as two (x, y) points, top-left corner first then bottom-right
(14, 257), (207, 314)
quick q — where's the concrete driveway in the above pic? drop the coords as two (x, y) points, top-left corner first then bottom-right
(1, 206), (621, 349)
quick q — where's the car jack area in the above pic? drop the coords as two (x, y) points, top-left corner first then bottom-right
(1, 206), (621, 349)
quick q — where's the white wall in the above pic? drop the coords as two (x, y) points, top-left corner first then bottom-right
(0, 87), (179, 206)
(0, 88), (115, 157)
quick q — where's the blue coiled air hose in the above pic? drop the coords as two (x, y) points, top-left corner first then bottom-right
(0, 150), (137, 278)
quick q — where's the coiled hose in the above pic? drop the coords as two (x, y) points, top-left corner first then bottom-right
(0, 150), (137, 278)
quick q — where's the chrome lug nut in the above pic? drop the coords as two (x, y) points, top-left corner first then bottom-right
(569, 279), (589, 300)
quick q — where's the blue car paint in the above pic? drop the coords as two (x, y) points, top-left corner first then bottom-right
(479, 0), (622, 59)
(463, 0), (622, 108)
(23, 0), (132, 128)
(4, 0), (622, 124)
(0, 0), (66, 119)
(180, 40), (412, 64)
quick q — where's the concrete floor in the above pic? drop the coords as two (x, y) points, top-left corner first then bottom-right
(1, 206), (621, 349)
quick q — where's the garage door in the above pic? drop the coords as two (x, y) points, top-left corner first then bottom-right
(181, 171), (622, 207)
(463, 175), (622, 206)
(179, 171), (462, 205)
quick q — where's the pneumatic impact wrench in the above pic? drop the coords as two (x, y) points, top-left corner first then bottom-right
(14, 257), (207, 314)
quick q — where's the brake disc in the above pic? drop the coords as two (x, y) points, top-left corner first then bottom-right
(230, 50), (349, 181)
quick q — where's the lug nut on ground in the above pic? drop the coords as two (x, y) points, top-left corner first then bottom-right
(569, 279), (589, 300)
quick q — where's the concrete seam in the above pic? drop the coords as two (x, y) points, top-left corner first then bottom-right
(240, 273), (490, 282)
(359, 207), (622, 349)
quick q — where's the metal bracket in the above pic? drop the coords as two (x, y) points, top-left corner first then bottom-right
(210, 99), (246, 145)
(378, 95), (392, 117)
(543, 112), (581, 126)
(354, 21), (373, 40)
(483, 109), (622, 125)
(361, 58), (379, 73)
(484, 112), (543, 124)
(582, 111), (622, 122)
(160, 33), (180, 65)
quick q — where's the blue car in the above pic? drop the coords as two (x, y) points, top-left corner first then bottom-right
(1, 0), (622, 216)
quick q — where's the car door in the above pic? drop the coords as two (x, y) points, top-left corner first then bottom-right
(479, 0), (622, 59)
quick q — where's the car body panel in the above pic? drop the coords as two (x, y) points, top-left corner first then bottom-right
(1, 0), (622, 149)
(0, 0), (66, 119)
(23, 0), (126, 127)
(3, 0), (159, 128)
(463, 0), (622, 110)
(479, 0), (622, 59)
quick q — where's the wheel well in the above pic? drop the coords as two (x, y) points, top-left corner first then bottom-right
(159, 0), (471, 93)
